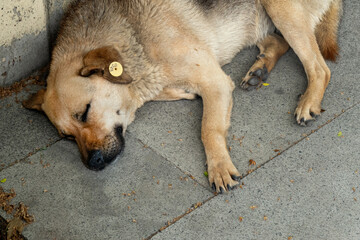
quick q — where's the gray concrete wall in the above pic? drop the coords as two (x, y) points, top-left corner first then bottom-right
(0, 0), (73, 86)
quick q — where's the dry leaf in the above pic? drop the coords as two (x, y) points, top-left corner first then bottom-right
(249, 159), (256, 166)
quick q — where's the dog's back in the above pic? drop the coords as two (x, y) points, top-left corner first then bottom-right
(54, 0), (275, 67)
(54, 0), (342, 67)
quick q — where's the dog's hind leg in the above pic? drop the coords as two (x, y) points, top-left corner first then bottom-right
(240, 34), (289, 90)
(153, 88), (198, 101)
(261, 0), (337, 125)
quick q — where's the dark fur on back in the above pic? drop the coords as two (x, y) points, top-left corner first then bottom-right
(196, 0), (217, 9)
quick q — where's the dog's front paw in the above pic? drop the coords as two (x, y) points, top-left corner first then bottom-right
(208, 160), (241, 194)
(294, 93), (322, 126)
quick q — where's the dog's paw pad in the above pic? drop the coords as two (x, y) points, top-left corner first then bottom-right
(240, 65), (269, 90)
(248, 77), (260, 86)
(211, 183), (216, 191)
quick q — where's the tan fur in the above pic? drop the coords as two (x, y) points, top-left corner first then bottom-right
(260, 0), (341, 123)
(153, 88), (197, 101)
(315, 0), (343, 61)
(24, 0), (342, 192)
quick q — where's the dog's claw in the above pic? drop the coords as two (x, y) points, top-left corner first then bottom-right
(298, 117), (309, 126)
(226, 184), (237, 191)
(213, 180), (240, 193)
(231, 175), (241, 181)
(295, 112), (318, 126)
(310, 112), (320, 119)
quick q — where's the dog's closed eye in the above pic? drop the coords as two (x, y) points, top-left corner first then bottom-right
(81, 103), (91, 122)
(64, 133), (75, 140)
(60, 130), (75, 140)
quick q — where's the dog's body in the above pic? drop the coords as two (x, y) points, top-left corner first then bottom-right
(24, 0), (342, 193)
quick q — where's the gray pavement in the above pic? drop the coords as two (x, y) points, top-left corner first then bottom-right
(154, 104), (360, 240)
(1, 1), (359, 240)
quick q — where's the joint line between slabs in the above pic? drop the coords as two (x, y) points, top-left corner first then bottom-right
(242, 100), (360, 180)
(131, 135), (211, 191)
(0, 138), (63, 172)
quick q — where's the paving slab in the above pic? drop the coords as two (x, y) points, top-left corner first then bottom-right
(153, 102), (360, 240)
(0, 84), (60, 170)
(127, 0), (360, 188)
(0, 135), (212, 240)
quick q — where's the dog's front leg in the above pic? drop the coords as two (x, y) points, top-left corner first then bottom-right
(153, 88), (198, 101)
(198, 70), (241, 193)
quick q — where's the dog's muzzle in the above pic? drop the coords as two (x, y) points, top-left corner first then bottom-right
(86, 126), (125, 171)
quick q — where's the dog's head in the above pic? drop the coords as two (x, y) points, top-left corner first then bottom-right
(24, 46), (141, 171)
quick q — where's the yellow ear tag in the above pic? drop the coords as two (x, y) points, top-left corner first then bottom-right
(109, 62), (123, 77)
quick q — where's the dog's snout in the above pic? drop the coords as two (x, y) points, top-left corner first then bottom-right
(88, 150), (105, 170)
(84, 126), (125, 171)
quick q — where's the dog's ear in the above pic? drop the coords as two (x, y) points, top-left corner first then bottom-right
(80, 46), (133, 84)
(22, 89), (46, 111)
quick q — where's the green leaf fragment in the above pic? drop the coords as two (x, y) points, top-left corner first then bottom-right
(204, 171), (208, 177)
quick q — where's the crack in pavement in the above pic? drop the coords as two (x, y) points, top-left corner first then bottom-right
(132, 134), (211, 192)
(0, 138), (62, 172)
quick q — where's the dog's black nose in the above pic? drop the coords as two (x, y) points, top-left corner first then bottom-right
(88, 150), (106, 170)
